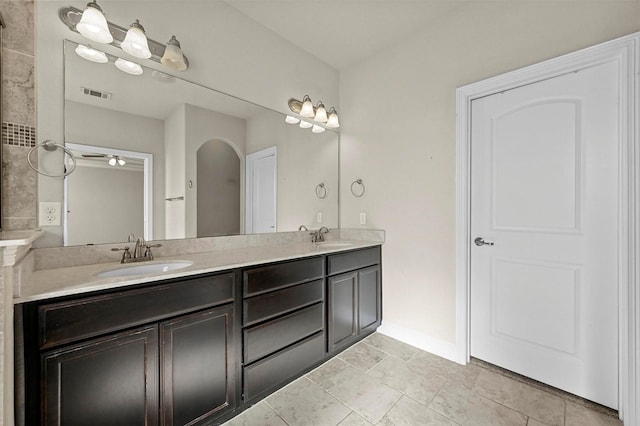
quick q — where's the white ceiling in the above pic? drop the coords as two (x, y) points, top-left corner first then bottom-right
(224, 0), (464, 70)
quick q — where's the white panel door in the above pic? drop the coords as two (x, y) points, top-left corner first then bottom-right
(246, 147), (277, 233)
(470, 60), (620, 409)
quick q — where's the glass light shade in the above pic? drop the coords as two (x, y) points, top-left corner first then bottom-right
(314, 102), (328, 123)
(161, 36), (187, 71)
(326, 108), (340, 128)
(115, 58), (143, 75)
(300, 95), (315, 118)
(312, 125), (326, 134)
(76, 2), (113, 44)
(285, 115), (300, 124)
(299, 120), (313, 129)
(108, 157), (117, 166)
(121, 20), (152, 59)
(75, 44), (108, 63)
(117, 157), (126, 166)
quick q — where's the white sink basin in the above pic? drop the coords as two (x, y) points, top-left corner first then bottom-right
(97, 261), (193, 278)
(315, 241), (356, 249)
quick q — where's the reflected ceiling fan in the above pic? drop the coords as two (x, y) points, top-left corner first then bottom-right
(80, 153), (126, 166)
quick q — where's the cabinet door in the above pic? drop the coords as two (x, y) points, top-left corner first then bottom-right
(161, 305), (236, 426)
(42, 325), (159, 426)
(328, 272), (357, 352)
(358, 265), (381, 334)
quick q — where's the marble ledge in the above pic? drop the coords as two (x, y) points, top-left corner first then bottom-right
(15, 234), (384, 304)
(0, 230), (43, 248)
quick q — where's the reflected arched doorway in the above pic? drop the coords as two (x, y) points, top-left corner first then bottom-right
(197, 140), (241, 237)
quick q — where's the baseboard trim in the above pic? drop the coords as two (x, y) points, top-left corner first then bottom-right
(377, 321), (463, 364)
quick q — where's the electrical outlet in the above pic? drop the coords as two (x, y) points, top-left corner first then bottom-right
(39, 202), (61, 226)
(316, 212), (322, 223)
(360, 212), (367, 225)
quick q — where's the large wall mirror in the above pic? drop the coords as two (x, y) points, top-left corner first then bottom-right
(36, 30), (338, 246)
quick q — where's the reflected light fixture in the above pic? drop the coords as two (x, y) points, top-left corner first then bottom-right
(161, 36), (187, 71)
(300, 95), (315, 117)
(108, 156), (126, 166)
(75, 44), (108, 63)
(326, 107), (340, 128)
(314, 102), (328, 123)
(286, 96), (340, 133)
(121, 19), (152, 59)
(115, 57), (143, 75)
(76, 1), (113, 44)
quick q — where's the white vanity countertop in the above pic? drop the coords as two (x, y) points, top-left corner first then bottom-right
(15, 241), (381, 304)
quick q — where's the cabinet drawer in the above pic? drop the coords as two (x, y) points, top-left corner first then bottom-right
(39, 273), (234, 350)
(243, 303), (324, 363)
(243, 279), (324, 327)
(243, 257), (324, 297)
(327, 247), (380, 276)
(243, 332), (324, 400)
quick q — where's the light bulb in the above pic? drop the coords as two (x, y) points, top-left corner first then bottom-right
(285, 115), (300, 124)
(75, 44), (108, 63)
(108, 157), (117, 166)
(312, 125), (326, 134)
(121, 20), (152, 59)
(76, 1), (113, 44)
(117, 157), (126, 166)
(326, 107), (340, 128)
(299, 120), (313, 129)
(161, 36), (187, 71)
(115, 58), (143, 75)
(314, 102), (328, 123)
(300, 95), (314, 118)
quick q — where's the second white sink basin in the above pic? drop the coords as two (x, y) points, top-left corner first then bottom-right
(315, 241), (356, 249)
(97, 261), (193, 278)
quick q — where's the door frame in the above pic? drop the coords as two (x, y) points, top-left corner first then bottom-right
(455, 33), (639, 423)
(245, 146), (277, 233)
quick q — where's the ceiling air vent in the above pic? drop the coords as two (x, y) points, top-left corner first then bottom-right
(81, 87), (112, 100)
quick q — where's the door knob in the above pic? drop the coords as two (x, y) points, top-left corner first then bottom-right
(474, 237), (494, 247)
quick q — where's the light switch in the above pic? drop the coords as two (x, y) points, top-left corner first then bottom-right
(316, 212), (323, 223)
(360, 212), (367, 225)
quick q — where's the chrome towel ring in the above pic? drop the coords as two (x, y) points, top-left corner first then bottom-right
(350, 179), (365, 197)
(27, 140), (77, 178)
(315, 183), (327, 199)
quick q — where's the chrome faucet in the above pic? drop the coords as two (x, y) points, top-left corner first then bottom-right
(298, 225), (309, 231)
(310, 226), (330, 243)
(112, 237), (163, 263)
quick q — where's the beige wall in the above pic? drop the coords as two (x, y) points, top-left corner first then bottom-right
(339, 2), (640, 357)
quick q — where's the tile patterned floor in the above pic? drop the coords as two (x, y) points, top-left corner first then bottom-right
(224, 333), (622, 426)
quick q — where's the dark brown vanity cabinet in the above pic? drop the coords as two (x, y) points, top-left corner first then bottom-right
(16, 272), (237, 426)
(327, 247), (382, 352)
(241, 257), (326, 401)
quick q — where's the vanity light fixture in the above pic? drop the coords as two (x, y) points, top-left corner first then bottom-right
(121, 19), (152, 59)
(60, 6), (190, 71)
(108, 156), (126, 166)
(299, 120), (313, 129)
(115, 57), (143, 75)
(311, 125), (326, 134)
(287, 96), (340, 130)
(76, 1), (113, 44)
(285, 115), (300, 124)
(314, 102), (328, 123)
(75, 44), (108, 63)
(299, 95), (315, 117)
(161, 36), (187, 71)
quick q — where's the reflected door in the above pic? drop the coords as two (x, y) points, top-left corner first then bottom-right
(470, 60), (619, 408)
(246, 147), (277, 233)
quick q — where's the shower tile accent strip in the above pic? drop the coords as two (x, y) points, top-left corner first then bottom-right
(2, 122), (36, 147)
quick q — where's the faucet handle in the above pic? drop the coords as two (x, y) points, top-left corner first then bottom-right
(111, 247), (132, 263)
(144, 243), (162, 260)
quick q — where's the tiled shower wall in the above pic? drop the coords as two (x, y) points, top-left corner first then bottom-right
(1, 0), (37, 231)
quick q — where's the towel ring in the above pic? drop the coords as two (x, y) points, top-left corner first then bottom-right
(27, 140), (77, 178)
(350, 179), (365, 197)
(315, 183), (327, 199)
